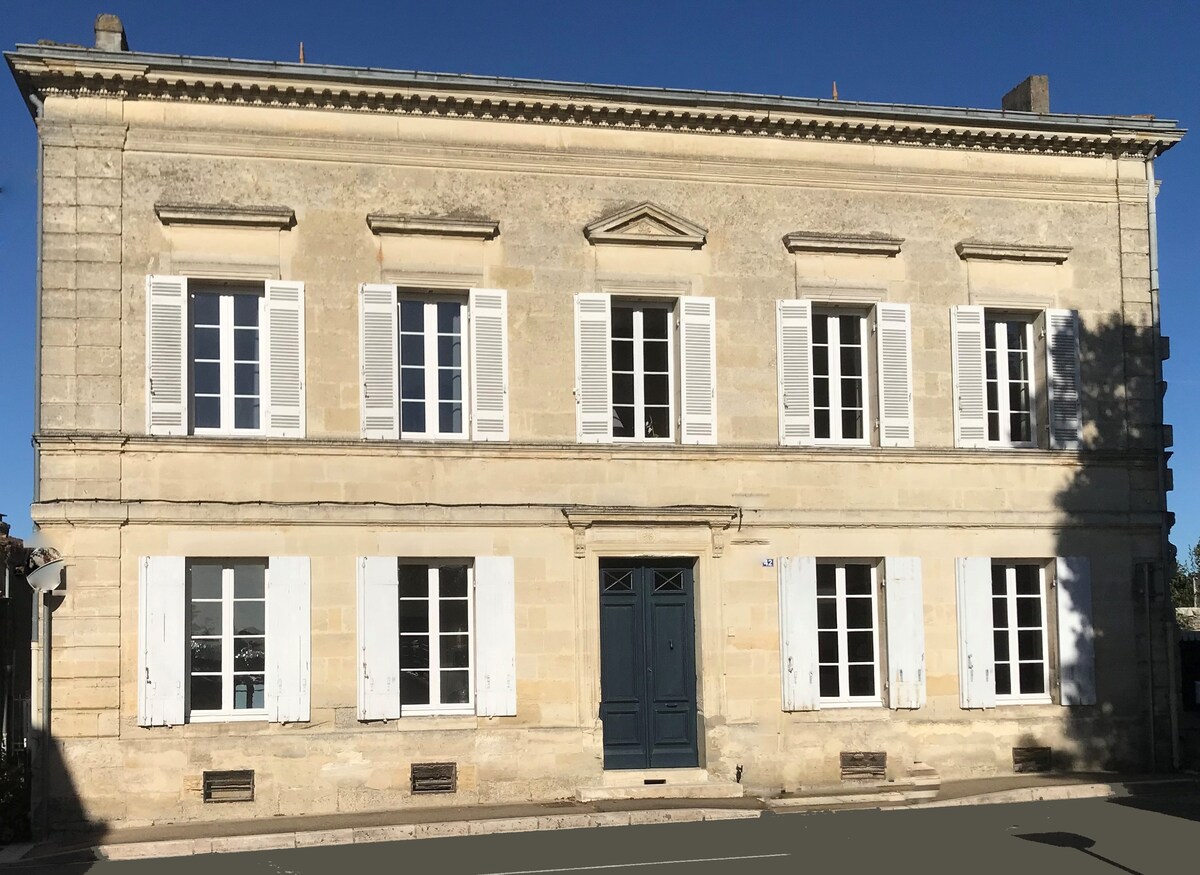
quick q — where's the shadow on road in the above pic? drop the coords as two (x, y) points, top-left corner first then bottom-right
(1016, 832), (1143, 875)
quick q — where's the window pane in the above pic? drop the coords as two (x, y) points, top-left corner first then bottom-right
(839, 315), (861, 345)
(233, 564), (265, 599)
(233, 295), (259, 327)
(841, 378), (863, 409)
(612, 373), (635, 406)
(644, 374), (670, 406)
(994, 664), (1012, 696)
(1006, 321), (1025, 350)
(993, 630), (1010, 662)
(234, 675), (265, 709)
(234, 637), (265, 672)
(1015, 566), (1040, 595)
(440, 566), (469, 598)
(441, 600), (469, 634)
(845, 598), (873, 630)
(643, 340), (669, 373)
(819, 665), (839, 698)
(233, 602), (265, 636)
(645, 407), (670, 439)
(987, 412), (1000, 442)
(190, 603), (222, 636)
(813, 346), (829, 377)
(1011, 413), (1031, 443)
(611, 306), (634, 338)
(1017, 630), (1043, 660)
(612, 406), (635, 438)
(234, 397), (259, 430)
(399, 598), (429, 633)
(642, 308), (669, 339)
(192, 292), (219, 325)
(816, 565), (836, 595)
(189, 639), (221, 673)
(401, 670), (430, 705)
(234, 328), (258, 361)
(401, 368), (425, 399)
(985, 347), (998, 380)
(234, 363), (259, 396)
(844, 565), (871, 595)
(190, 564), (222, 600)
(193, 326), (220, 361)
(814, 409), (831, 440)
(1008, 351), (1028, 383)
(612, 340), (634, 373)
(438, 369), (462, 402)
(818, 631), (838, 663)
(992, 597), (1008, 629)
(193, 361), (221, 396)
(813, 377), (830, 408)
(991, 565), (1006, 594)
(440, 635), (470, 669)
(1018, 663), (1045, 695)
(194, 397), (221, 429)
(847, 665), (875, 697)
(400, 334), (425, 369)
(816, 599), (837, 629)
(400, 635), (430, 669)
(1015, 597), (1042, 628)
(812, 314), (828, 344)
(1009, 382), (1029, 415)
(400, 565), (429, 598)
(439, 402), (463, 434)
(840, 346), (862, 377)
(438, 335), (461, 368)
(437, 301), (461, 334)
(189, 675), (222, 711)
(841, 409), (863, 440)
(399, 300), (424, 331)
(401, 402), (426, 434)
(847, 631), (874, 663)
(986, 381), (998, 410)
(441, 670), (470, 705)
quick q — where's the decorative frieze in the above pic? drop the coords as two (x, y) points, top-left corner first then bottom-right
(584, 203), (706, 249)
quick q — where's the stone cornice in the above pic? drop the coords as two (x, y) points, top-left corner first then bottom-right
(584, 202), (707, 249)
(7, 47), (1183, 159)
(154, 202), (295, 229)
(784, 231), (903, 257)
(955, 240), (1071, 264)
(366, 214), (499, 239)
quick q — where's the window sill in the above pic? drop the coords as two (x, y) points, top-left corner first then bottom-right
(188, 710), (270, 724)
(399, 705), (476, 718)
(817, 699), (884, 709)
(192, 429), (267, 438)
(994, 696), (1054, 706)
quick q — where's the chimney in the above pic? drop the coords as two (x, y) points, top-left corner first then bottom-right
(1001, 75), (1049, 113)
(94, 13), (128, 51)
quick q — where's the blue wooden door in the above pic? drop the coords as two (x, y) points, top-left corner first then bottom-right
(599, 560), (698, 769)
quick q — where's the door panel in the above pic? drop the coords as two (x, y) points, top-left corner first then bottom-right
(599, 560), (698, 769)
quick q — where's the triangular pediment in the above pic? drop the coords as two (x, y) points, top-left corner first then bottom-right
(584, 202), (707, 249)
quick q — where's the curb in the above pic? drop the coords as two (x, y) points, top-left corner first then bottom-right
(901, 782), (1121, 810)
(89, 807), (760, 862)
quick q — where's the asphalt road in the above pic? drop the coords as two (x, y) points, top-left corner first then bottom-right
(8, 792), (1200, 875)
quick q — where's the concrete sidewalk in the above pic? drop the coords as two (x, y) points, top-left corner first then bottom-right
(4, 772), (1198, 866)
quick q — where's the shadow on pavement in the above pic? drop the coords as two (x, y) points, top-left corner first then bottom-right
(1016, 832), (1143, 875)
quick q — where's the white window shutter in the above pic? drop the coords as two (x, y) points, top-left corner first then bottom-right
(680, 296), (717, 445)
(1046, 309), (1082, 450)
(137, 556), (186, 727)
(778, 556), (820, 711)
(575, 293), (613, 443)
(884, 556), (925, 709)
(474, 556), (517, 717)
(956, 557), (996, 709)
(876, 303), (915, 448)
(776, 300), (814, 446)
(266, 556), (311, 723)
(469, 288), (510, 441)
(146, 276), (189, 436)
(951, 306), (988, 448)
(357, 557), (400, 720)
(1056, 556), (1096, 706)
(264, 281), (306, 438)
(360, 284), (399, 439)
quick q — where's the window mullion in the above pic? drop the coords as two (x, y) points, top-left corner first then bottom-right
(429, 567), (441, 708)
(632, 309), (645, 438)
(425, 301), (439, 437)
(222, 566), (234, 712)
(829, 317), (843, 441)
(997, 322), (1012, 444)
(220, 295), (234, 432)
(835, 565), (849, 701)
(1005, 566), (1020, 694)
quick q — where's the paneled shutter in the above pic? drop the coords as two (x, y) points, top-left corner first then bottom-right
(357, 557), (400, 720)
(137, 556), (186, 727)
(1056, 556), (1096, 706)
(680, 296), (717, 445)
(266, 556), (311, 723)
(575, 293), (613, 443)
(884, 556), (925, 709)
(360, 284), (399, 439)
(951, 306), (988, 448)
(777, 300), (814, 446)
(264, 281), (306, 438)
(876, 303), (915, 448)
(474, 556), (517, 717)
(1046, 309), (1082, 450)
(955, 556), (996, 709)
(469, 288), (510, 441)
(146, 276), (189, 436)
(778, 556), (820, 711)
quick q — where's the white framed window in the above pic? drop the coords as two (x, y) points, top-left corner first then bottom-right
(991, 561), (1051, 703)
(815, 561), (882, 706)
(812, 310), (870, 444)
(186, 560), (268, 720)
(190, 284), (264, 435)
(611, 300), (675, 442)
(398, 295), (469, 439)
(398, 561), (475, 715)
(985, 315), (1036, 446)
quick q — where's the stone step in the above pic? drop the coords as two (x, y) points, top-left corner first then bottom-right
(578, 780), (744, 803)
(600, 768), (711, 787)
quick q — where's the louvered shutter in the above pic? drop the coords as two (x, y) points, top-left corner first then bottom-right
(469, 288), (509, 441)
(680, 296), (717, 445)
(146, 276), (188, 436)
(1046, 309), (1082, 449)
(266, 556), (311, 723)
(575, 293), (613, 443)
(357, 557), (400, 720)
(951, 306), (988, 448)
(779, 556), (820, 711)
(956, 557), (996, 709)
(360, 284), (399, 439)
(876, 303), (915, 448)
(264, 281), (306, 438)
(138, 556), (186, 727)
(1056, 556), (1096, 706)
(777, 300), (814, 446)
(474, 556), (517, 717)
(885, 557), (925, 709)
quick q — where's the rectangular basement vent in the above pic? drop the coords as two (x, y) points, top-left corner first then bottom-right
(840, 751), (887, 781)
(202, 769), (254, 803)
(1012, 746), (1053, 773)
(411, 762), (457, 794)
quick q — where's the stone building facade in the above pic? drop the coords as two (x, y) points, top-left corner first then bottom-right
(6, 17), (1184, 828)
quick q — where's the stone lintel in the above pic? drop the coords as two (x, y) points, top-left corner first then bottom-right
(154, 202), (295, 229)
(563, 505), (739, 558)
(584, 203), (707, 249)
(954, 240), (1071, 264)
(783, 232), (903, 257)
(366, 214), (500, 239)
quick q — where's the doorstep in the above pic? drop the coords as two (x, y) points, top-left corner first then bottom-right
(578, 768), (744, 802)
(766, 762), (940, 811)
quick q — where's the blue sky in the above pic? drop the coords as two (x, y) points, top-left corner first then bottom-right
(1, 1), (1197, 546)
